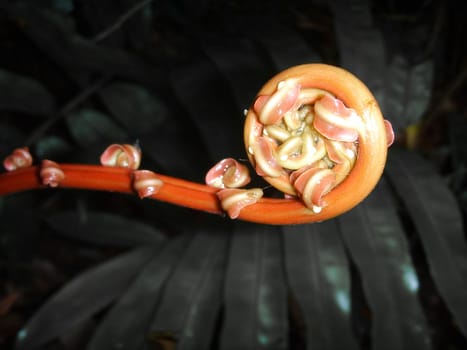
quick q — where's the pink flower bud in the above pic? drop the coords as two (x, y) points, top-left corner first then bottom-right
(100, 144), (141, 169)
(384, 120), (395, 147)
(250, 137), (282, 177)
(133, 170), (163, 199)
(40, 160), (65, 187)
(217, 188), (263, 219)
(256, 79), (300, 125)
(205, 158), (250, 189)
(3, 147), (33, 171)
(313, 94), (362, 142)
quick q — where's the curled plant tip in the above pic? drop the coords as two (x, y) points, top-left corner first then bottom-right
(0, 64), (396, 226)
(3, 147), (33, 171)
(40, 160), (65, 187)
(205, 158), (250, 189)
(100, 144), (141, 170)
(217, 188), (263, 219)
(246, 77), (363, 199)
(245, 64), (394, 221)
(133, 170), (163, 198)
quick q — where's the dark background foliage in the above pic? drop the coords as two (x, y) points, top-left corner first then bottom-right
(0, 0), (466, 349)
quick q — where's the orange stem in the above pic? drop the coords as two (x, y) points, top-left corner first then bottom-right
(0, 64), (389, 225)
(0, 164), (316, 224)
(0, 165), (222, 214)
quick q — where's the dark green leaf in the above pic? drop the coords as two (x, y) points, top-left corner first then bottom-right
(236, 15), (322, 71)
(339, 209), (403, 349)
(87, 236), (191, 350)
(3, 3), (165, 89)
(363, 179), (431, 346)
(99, 82), (168, 135)
(386, 149), (467, 337)
(170, 59), (242, 161)
(148, 230), (229, 350)
(46, 211), (166, 247)
(35, 135), (72, 159)
(0, 69), (56, 116)
(0, 209), (41, 260)
(448, 113), (467, 167)
(137, 125), (208, 180)
(340, 179), (431, 349)
(161, 0), (212, 23)
(283, 221), (357, 350)
(330, 0), (386, 102)
(382, 56), (433, 131)
(15, 247), (156, 350)
(66, 108), (128, 147)
(0, 123), (25, 159)
(199, 33), (270, 108)
(447, 113), (467, 215)
(53, 0), (74, 13)
(221, 223), (288, 350)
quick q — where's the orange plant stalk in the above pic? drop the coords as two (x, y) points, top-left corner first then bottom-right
(0, 64), (393, 225)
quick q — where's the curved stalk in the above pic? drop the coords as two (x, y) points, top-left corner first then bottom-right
(0, 163), (348, 224)
(0, 165), (221, 213)
(0, 64), (392, 225)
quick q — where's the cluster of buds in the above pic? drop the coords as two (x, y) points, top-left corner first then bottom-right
(2, 148), (66, 187)
(100, 143), (142, 170)
(242, 64), (394, 221)
(252, 85), (360, 209)
(3, 147), (33, 171)
(245, 81), (368, 213)
(99, 143), (163, 198)
(206, 65), (393, 219)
